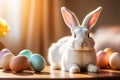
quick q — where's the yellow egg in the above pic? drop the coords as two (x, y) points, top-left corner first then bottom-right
(104, 48), (114, 57)
(109, 52), (120, 69)
(0, 53), (15, 70)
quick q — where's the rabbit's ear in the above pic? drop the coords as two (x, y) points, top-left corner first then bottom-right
(61, 7), (80, 29)
(82, 7), (102, 29)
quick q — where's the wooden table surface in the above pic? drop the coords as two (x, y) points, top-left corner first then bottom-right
(0, 66), (120, 80)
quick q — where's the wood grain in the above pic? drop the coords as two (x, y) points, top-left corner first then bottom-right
(0, 66), (120, 80)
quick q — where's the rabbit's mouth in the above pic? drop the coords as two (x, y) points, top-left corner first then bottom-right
(81, 44), (85, 48)
(72, 40), (93, 50)
(80, 43), (86, 49)
(74, 44), (89, 50)
(80, 42), (87, 46)
(78, 43), (93, 50)
(79, 41), (87, 48)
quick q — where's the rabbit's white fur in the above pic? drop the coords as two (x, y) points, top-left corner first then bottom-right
(48, 7), (102, 73)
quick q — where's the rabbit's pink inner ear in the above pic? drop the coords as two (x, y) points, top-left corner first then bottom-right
(62, 11), (73, 28)
(61, 7), (79, 29)
(88, 11), (100, 28)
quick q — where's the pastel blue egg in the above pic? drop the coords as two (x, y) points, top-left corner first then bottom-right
(29, 54), (46, 72)
(18, 49), (32, 60)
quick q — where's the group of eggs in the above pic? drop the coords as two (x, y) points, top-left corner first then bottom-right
(96, 48), (120, 69)
(1, 47), (119, 73)
(0, 48), (46, 73)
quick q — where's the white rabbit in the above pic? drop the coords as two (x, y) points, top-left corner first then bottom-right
(48, 6), (102, 73)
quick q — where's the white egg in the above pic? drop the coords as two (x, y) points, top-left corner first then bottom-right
(109, 52), (120, 69)
(0, 53), (15, 70)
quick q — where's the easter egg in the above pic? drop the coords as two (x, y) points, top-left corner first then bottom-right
(0, 48), (11, 66)
(29, 54), (46, 72)
(10, 55), (29, 72)
(0, 53), (15, 70)
(104, 48), (114, 58)
(96, 50), (109, 68)
(109, 52), (120, 69)
(0, 48), (11, 59)
(18, 49), (32, 60)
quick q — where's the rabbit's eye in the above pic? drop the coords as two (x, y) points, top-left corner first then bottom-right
(88, 34), (90, 38)
(74, 33), (76, 38)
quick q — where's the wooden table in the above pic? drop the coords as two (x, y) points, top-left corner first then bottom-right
(0, 66), (120, 80)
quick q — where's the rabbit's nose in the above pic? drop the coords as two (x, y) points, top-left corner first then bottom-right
(81, 42), (85, 45)
(80, 42), (86, 45)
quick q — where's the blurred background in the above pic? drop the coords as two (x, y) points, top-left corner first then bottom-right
(0, 0), (120, 64)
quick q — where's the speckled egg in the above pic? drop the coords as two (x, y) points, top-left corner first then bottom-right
(29, 54), (46, 72)
(10, 55), (29, 72)
(0, 53), (15, 70)
(18, 49), (32, 60)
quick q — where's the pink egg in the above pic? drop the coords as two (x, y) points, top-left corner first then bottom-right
(96, 50), (109, 68)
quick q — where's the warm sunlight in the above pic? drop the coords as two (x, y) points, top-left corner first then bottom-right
(0, 0), (64, 58)
(0, 0), (120, 65)
(0, 0), (120, 79)
(0, 0), (22, 54)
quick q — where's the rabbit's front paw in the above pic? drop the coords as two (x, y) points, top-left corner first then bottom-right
(69, 66), (80, 73)
(87, 64), (100, 73)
